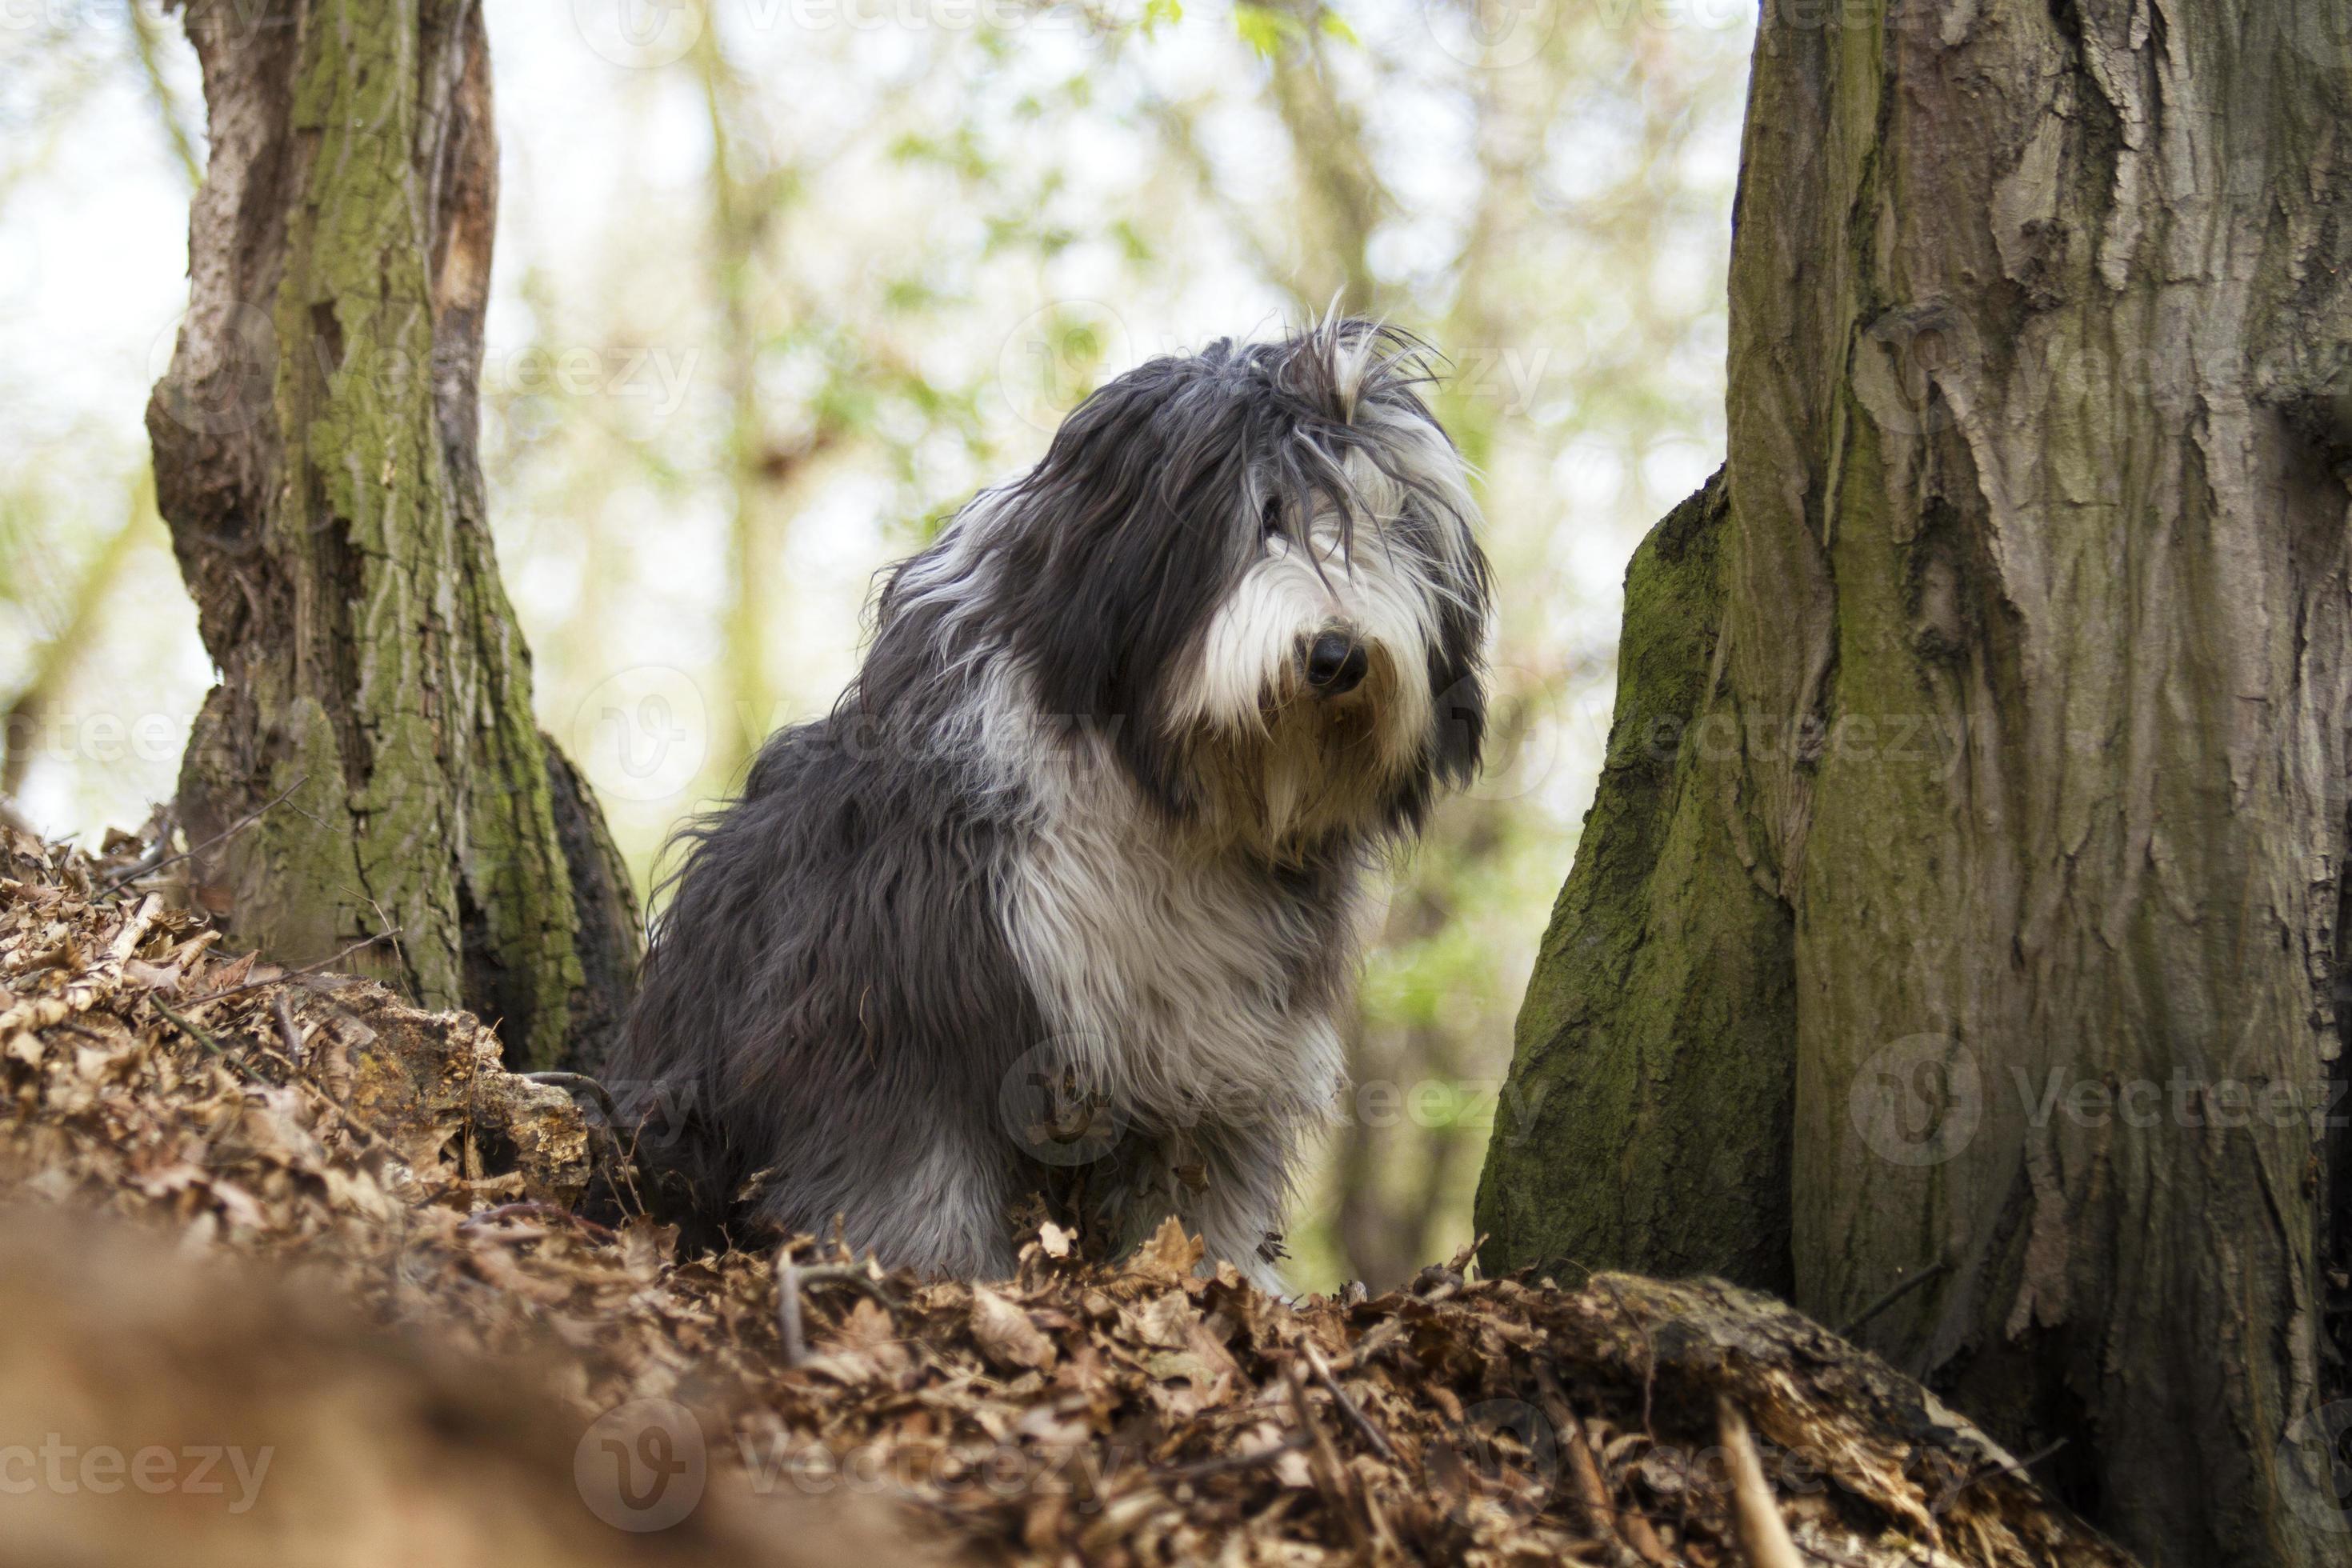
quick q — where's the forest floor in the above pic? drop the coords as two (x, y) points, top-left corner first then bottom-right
(0, 824), (2134, 1567)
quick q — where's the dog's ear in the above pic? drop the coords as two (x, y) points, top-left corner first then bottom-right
(1427, 589), (1486, 790)
(991, 359), (1258, 820)
(1402, 457), (1490, 798)
(1376, 484), (1487, 837)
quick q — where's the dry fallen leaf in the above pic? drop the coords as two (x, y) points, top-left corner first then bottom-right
(1131, 1214), (1205, 1282)
(972, 1282), (1058, 1372)
(122, 958), (182, 992)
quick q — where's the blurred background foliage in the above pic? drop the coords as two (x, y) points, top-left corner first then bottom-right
(0, 0), (1752, 1292)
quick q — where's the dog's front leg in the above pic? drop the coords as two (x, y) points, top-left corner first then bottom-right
(1173, 1119), (1301, 1299)
(830, 1124), (1027, 1282)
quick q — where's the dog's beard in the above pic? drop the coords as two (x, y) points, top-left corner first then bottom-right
(1164, 530), (1443, 860)
(1182, 652), (1415, 858)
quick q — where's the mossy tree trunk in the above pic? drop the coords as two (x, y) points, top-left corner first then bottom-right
(147, 0), (639, 1070)
(1480, 0), (2352, 1560)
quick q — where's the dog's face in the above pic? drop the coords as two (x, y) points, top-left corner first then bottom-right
(886, 321), (1491, 859)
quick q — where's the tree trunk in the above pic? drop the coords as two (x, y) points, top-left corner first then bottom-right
(1481, 0), (2352, 1561)
(1476, 474), (1801, 1293)
(147, 0), (640, 1071)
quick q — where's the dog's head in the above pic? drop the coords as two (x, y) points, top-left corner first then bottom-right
(884, 319), (1491, 859)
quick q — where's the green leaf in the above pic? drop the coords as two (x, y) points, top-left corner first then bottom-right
(1141, 0), (1183, 34)
(1231, 1), (1302, 58)
(1109, 218), (1156, 265)
(1317, 6), (1358, 44)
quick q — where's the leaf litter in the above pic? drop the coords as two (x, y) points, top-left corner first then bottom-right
(0, 822), (2135, 1566)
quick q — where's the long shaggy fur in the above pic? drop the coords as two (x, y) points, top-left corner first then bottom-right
(605, 320), (1491, 1290)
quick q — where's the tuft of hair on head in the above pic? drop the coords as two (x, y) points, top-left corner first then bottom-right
(1277, 312), (1446, 431)
(1264, 317), (1458, 575)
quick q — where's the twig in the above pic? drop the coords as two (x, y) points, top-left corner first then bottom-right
(1326, 1316), (1405, 1374)
(1838, 1259), (1950, 1339)
(358, 890), (408, 977)
(98, 778), (305, 897)
(153, 998), (302, 1094)
(273, 990), (305, 1066)
(1162, 1430), (1311, 1485)
(178, 929), (399, 1008)
(458, 1200), (618, 1243)
(150, 998), (230, 1062)
(1559, 1390), (1618, 1522)
(1719, 1397), (1803, 1568)
(775, 1253), (897, 1368)
(1537, 1361), (1671, 1566)
(1298, 1337), (1396, 1462)
(1938, 1436), (2069, 1513)
(94, 807), (179, 894)
(459, 1001), (483, 1181)
(110, 893), (164, 961)
(778, 1254), (807, 1366)
(1590, 1274), (1658, 1439)
(1283, 1356), (1377, 1560)
(522, 1070), (620, 1127)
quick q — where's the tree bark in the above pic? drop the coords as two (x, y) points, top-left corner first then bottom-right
(1482, 0), (2352, 1561)
(147, 0), (640, 1071)
(1477, 474), (1800, 1294)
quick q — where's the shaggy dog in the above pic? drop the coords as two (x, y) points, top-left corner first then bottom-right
(606, 319), (1490, 1292)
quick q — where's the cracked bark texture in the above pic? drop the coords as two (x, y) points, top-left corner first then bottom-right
(148, 0), (640, 1071)
(1482, 0), (2352, 1559)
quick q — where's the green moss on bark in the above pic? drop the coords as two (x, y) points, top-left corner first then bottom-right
(153, 1), (638, 1072)
(1476, 474), (1795, 1291)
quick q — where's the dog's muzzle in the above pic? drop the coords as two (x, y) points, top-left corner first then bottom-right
(1302, 628), (1370, 696)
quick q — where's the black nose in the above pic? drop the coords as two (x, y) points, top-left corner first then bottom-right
(1304, 630), (1369, 694)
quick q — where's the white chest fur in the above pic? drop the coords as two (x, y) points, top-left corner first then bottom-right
(996, 739), (1354, 1133)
